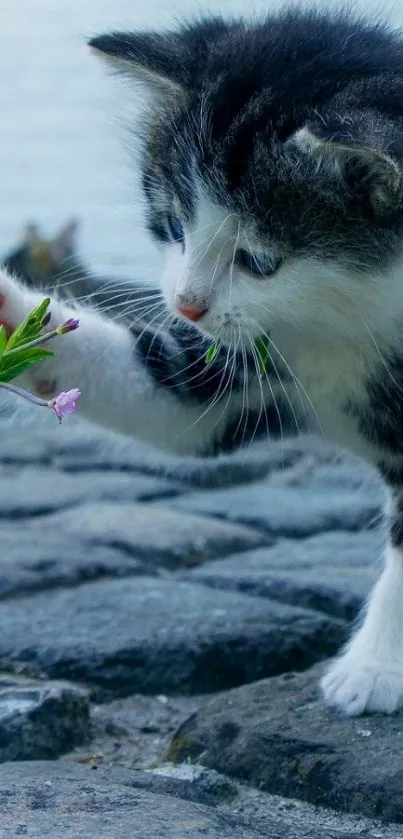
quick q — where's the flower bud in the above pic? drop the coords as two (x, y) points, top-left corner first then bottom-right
(56, 318), (80, 335)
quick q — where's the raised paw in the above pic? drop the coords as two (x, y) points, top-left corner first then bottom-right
(0, 267), (61, 395)
(321, 653), (403, 715)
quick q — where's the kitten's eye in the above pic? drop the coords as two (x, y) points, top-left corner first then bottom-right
(236, 249), (282, 277)
(167, 215), (185, 246)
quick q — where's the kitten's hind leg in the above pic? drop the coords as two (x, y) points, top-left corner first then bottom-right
(322, 493), (403, 714)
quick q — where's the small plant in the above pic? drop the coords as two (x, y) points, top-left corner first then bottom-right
(254, 335), (270, 377)
(205, 334), (271, 376)
(0, 298), (80, 421)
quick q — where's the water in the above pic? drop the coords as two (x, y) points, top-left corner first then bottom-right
(1, 0), (402, 282)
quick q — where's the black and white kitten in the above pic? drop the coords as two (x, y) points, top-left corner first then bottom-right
(3, 7), (403, 715)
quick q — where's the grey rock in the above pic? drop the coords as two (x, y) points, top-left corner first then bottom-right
(132, 763), (239, 807)
(0, 528), (144, 600)
(180, 531), (382, 621)
(0, 429), (54, 465)
(29, 501), (270, 569)
(57, 436), (298, 488)
(0, 761), (268, 839)
(0, 426), (332, 488)
(168, 665), (403, 824)
(212, 773), (403, 839)
(0, 676), (90, 761)
(300, 459), (382, 492)
(0, 761), (392, 839)
(159, 479), (383, 537)
(67, 692), (199, 769)
(0, 577), (343, 697)
(141, 764), (402, 839)
(0, 497), (267, 597)
(0, 465), (180, 518)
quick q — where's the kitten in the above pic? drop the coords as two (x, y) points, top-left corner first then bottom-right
(3, 7), (403, 714)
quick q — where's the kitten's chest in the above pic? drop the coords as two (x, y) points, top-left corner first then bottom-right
(274, 327), (369, 392)
(290, 342), (367, 402)
(275, 336), (376, 459)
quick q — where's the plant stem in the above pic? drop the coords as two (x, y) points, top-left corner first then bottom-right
(5, 328), (59, 356)
(0, 381), (48, 407)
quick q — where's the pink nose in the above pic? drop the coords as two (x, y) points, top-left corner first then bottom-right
(177, 303), (207, 322)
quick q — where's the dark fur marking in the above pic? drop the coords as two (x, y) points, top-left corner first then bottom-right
(377, 459), (403, 487)
(133, 321), (243, 402)
(353, 351), (403, 455)
(391, 493), (403, 546)
(132, 318), (299, 453)
(216, 400), (299, 454)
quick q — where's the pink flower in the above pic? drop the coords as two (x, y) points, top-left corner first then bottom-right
(48, 388), (81, 422)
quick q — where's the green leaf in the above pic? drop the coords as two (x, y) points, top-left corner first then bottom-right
(0, 326), (7, 362)
(254, 336), (270, 377)
(205, 342), (219, 364)
(6, 298), (51, 351)
(31, 297), (51, 323)
(204, 335), (271, 377)
(0, 348), (54, 383)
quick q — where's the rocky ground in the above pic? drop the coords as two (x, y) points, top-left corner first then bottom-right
(0, 417), (401, 838)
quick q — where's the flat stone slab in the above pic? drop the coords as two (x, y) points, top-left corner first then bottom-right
(0, 578), (343, 697)
(0, 528), (145, 600)
(0, 426), (306, 487)
(0, 498), (268, 597)
(0, 761), (268, 839)
(283, 456), (382, 492)
(0, 465), (181, 518)
(159, 477), (383, 538)
(0, 675), (89, 761)
(28, 501), (270, 570)
(0, 761), (396, 839)
(168, 665), (403, 824)
(141, 764), (403, 839)
(181, 531), (382, 621)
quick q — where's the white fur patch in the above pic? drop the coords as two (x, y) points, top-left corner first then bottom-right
(322, 544), (403, 715)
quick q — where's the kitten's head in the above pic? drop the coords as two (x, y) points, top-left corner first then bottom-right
(90, 9), (403, 345)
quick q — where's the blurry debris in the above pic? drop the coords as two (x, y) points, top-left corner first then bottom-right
(1, 219), (164, 323)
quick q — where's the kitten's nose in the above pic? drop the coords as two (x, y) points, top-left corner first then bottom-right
(176, 302), (207, 322)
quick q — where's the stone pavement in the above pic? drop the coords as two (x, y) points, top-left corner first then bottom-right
(0, 419), (401, 838)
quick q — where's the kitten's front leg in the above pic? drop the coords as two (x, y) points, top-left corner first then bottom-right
(0, 267), (263, 455)
(321, 489), (403, 715)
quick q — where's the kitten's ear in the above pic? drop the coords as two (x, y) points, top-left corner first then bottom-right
(89, 21), (226, 98)
(89, 32), (187, 97)
(293, 125), (403, 215)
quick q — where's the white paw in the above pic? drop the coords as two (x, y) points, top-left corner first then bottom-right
(0, 268), (59, 395)
(321, 653), (403, 715)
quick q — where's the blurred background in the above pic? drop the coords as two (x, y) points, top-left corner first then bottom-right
(1, 0), (397, 288)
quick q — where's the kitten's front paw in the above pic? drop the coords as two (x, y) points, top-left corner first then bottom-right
(0, 268), (58, 395)
(321, 652), (403, 715)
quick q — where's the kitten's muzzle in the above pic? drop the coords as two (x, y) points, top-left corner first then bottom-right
(176, 302), (208, 322)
